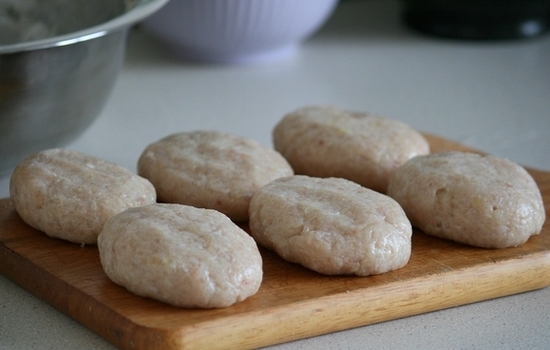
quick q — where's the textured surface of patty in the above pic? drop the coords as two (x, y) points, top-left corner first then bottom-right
(272, 105), (429, 193)
(249, 175), (412, 276)
(10, 149), (156, 244)
(98, 203), (263, 308)
(387, 152), (546, 248)
(138, 130), (294, 221)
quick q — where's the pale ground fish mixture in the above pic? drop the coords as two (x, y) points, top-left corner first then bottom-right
(10, 149), (156, 244)
(272, 105), (430, 193)
(98, 203), (263, 308)
(138, 130), (294, 221)
(387, 152), (545, 248)
(249, 175), (412, 276)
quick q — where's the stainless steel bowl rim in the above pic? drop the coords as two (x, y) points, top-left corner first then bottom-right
(0, 0), (169, 54)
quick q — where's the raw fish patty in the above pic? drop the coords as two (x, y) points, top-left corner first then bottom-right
(98, 203), (263, 308)
(272, 105), (429, 193)
(138, 130), (293, 221)
(249, 175), (412, 276)
(387, 152), (545, 248)
(10, 149), (156, 244)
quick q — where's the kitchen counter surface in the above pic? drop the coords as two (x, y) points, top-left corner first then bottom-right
(1, 1), (549, 349)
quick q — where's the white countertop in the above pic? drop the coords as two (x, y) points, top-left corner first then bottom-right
(1, 1), (550, 349)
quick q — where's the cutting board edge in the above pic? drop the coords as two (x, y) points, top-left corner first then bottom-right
(0, 242), (148, 350)
(159, 249), (550, 350)
(4, 240), (547, 350)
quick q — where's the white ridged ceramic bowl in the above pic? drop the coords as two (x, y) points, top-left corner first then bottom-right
(141, 0), (339, 64)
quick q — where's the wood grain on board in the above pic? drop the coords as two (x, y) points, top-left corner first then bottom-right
(1, 134), (549, 350)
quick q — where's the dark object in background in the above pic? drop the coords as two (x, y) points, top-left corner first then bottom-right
(402, 0), (550, 40)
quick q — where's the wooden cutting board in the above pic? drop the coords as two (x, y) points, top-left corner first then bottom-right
(1, 134), (549, 350)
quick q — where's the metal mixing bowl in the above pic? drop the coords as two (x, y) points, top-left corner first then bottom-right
(0, 0), (168, 176)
